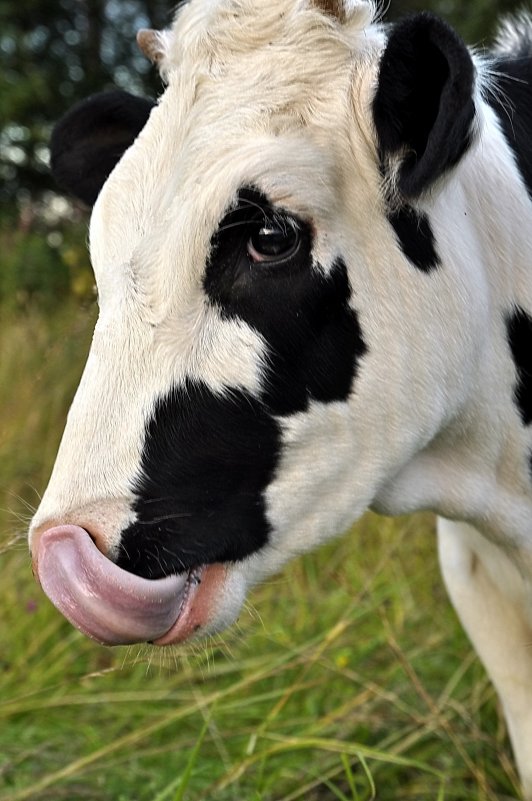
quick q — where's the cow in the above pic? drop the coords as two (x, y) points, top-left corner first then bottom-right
(28, 0), (532, 793)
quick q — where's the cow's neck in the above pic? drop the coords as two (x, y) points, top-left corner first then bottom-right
(374, 100), (532, 556)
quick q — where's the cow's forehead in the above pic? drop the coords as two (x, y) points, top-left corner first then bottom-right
(90, 2), (383, 299)
(168, 0), (378, 77)
(163, 0), (382, 141)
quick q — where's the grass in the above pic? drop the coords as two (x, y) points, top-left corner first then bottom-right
(0, 299), (522, 801)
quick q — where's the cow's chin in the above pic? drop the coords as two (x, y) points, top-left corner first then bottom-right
(32, 525), (244, 646)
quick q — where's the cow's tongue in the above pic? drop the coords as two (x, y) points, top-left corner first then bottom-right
(36, 525), (188, 645)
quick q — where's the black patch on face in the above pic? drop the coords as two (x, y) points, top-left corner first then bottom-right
(117, 188), (368, 579)
(204, 188), (367, 415)
(117, 381), (280, 579)
(506, 306), (532, 425)
(488, 55), (532, 202)
(387, 206), (441, 272)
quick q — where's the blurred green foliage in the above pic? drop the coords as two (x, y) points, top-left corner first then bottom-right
(0, 220), (94, 309)
(0, 0), (169, 204)
(0, 0), (525, 309)
(389, 0), (522, 40)
(0, 226), (70, 308)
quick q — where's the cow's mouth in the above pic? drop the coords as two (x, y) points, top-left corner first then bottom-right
(33, 525), (223, 646)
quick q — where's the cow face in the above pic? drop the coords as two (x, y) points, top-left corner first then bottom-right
(30, 0), (480, 645)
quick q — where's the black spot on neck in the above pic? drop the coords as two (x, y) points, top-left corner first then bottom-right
(388, 206), (441, 273)
(506, 306), (532, 425)
(204, 187), (367, 415)
(117, 382), (280, 579)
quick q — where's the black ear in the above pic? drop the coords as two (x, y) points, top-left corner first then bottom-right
(373, 13), (475, 198)
(50, 90), (156, 206)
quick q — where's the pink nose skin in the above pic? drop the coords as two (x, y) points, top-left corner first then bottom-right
(35, 525), (189, 645)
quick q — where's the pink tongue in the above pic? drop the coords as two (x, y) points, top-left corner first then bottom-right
(36, 525), (187, 645)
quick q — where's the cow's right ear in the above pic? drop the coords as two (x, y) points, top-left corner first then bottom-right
(50, 90), (155, 207)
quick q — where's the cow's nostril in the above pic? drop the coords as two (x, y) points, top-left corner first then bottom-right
(84, 527), (107, 555)
(30, 521), (109, 566)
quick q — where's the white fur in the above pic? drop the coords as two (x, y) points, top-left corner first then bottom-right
(493, 10), (532, 58)
(29, 3), (532, 794)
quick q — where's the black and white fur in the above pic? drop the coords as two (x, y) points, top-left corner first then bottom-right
(29, 1), (532, 792)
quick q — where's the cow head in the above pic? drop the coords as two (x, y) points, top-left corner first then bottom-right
(30, 0), (480, 645)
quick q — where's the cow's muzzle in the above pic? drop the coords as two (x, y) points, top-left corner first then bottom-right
(32, 525), (223, 645)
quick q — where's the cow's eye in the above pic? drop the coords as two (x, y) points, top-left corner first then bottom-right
(247, 219), (300, 263)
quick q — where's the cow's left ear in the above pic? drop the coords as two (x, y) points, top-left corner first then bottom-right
(373, 13), (475, 199)
(51, 90), (156, 207)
